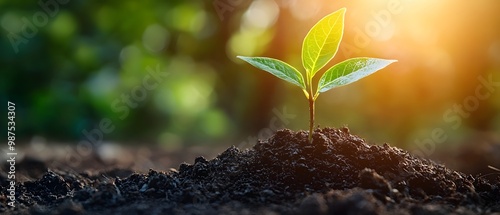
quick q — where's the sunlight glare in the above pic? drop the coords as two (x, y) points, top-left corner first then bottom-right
(243, 0), (280, 29)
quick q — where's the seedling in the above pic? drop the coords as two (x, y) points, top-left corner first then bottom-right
(237, 8), (397, 142)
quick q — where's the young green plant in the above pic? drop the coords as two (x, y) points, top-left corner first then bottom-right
(237, 8), (397, 142)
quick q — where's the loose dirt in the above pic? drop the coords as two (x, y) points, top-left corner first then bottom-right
(1, 128), (499, 214)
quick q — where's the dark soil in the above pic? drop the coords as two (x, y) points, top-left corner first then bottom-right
(1, 128), (499, 214)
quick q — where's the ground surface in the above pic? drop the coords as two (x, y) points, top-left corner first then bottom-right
(1, 128), (499, 214)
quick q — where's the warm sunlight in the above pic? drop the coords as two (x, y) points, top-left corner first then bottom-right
(230, 0), (500, 147)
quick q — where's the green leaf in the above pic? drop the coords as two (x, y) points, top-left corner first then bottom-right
(318, 57), (397, 93)
(302, 8), (346, 78)
(237, 56), (306, 89)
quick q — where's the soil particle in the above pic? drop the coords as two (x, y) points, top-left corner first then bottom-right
(1, 127), (499, 214)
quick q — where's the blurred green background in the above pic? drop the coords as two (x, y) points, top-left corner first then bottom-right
(1, 0), (499, 153)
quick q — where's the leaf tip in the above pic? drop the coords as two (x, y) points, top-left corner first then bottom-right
(335, 7), (347, 17)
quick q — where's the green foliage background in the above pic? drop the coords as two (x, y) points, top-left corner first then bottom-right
(1, 0), (499, 150)
(0, 0), (242, 145)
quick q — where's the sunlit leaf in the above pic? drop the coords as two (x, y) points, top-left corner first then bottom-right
(237, 56), (306, 89)
(318, 58), (397, 93)
(302, 8), (346, 78)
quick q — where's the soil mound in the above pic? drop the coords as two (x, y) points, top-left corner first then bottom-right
(1, 128), (499, 214)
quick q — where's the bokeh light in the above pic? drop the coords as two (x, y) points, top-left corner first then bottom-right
(0, 0), (498, 157)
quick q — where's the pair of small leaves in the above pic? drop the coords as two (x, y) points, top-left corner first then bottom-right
(237, 8), (396, 97)
(237, 56), (396, 93)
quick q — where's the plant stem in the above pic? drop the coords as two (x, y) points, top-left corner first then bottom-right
(308, 94), (315, 143)
(306, 73), (315, 143)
